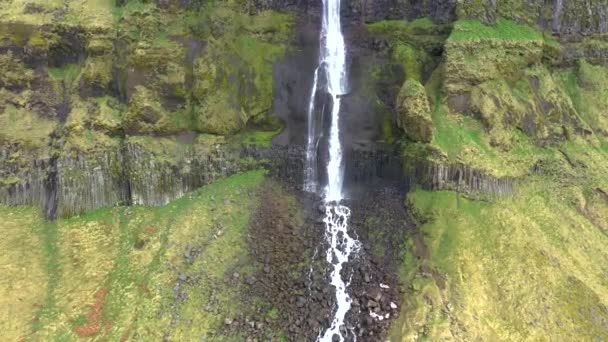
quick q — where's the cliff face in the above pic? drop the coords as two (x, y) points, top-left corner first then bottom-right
(356, 2), (608, 341)
(1, 0), (606, 218)
(1, 1), (608, 341)
(0, 1), (295, 217)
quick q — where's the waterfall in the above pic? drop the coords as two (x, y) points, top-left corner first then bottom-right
(304, 67), (320, 193)
(304, 0), (360, 340)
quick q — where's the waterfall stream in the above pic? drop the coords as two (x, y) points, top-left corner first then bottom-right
(304, 0), (361, 340)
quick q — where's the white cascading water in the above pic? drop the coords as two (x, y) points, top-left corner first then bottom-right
(304, 67), (320, 193)
(303, 0), (361, 340)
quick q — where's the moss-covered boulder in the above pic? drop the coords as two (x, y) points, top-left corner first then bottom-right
(124, 86), (191, 135)
(396, 79), (433, 143)
(191, 56), (245, 135)
(80, 55), (113, 97)
(0, 51), (34, 90)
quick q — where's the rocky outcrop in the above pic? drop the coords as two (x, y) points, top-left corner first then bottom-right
(0, 144), (48, 207)
(55, 148), (126, 218)
(401, 144), (514, 197)
(0, 137), (244, 218)
(442, 19), (599, 146)
(457, 0), (608, 36)
(405, 160), (514, 197)
(561, 35), (608, 65)
(348, 0), (457, 24)
(396, 79), (433, 143)
(125, 138), (240, 206)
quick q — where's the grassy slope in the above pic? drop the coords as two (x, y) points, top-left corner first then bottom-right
(393, 181), (608, 340)
(392, 17), (608, 341)
(391, 133), (608, 339)
(0, 171), (275, 341)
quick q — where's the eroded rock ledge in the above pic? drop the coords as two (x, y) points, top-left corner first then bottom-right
(1, 141), (514, 218)
(405, 160), (514, 197)
(1, 137), (242, 218)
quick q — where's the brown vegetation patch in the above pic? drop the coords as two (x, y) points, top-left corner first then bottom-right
(74, 288), (109, 337)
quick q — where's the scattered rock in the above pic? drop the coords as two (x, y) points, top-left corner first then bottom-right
(318, 204), (326, 213)
(245, 275), (257, 285)
(296, 296), (306, 308)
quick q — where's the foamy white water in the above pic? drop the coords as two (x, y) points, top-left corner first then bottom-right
(319, 203), (360, 342)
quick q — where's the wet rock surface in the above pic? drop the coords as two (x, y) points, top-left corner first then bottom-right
(241, 174), (411, 341)
(246, 181), (331, 341)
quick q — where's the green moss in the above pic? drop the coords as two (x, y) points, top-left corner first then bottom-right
(188, 5), (292, 135)
(0, 104), (55, 150)
(392, 44), (423, 81)
(192, 33), (285, 132)
(394, 175), (608, 340)
(90, 96), (126, 133)
(267, 307), (280, 320)
(0, 51), (34, 89)
(396, 79), (433, 143)
(125, 86), (192, 135)
(80, 55), (113, 93)
(48, 64), (81, 83)
(449, 18), (543, 42)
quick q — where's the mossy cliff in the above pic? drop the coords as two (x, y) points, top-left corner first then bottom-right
(0, 0), (292, 217)
(363, 3), (608, 340)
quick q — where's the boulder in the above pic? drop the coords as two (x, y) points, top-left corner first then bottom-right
(395, 79), (433, 143)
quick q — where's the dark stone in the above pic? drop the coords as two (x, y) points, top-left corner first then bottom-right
(296, 296), (306, 308)
(246, 275), (257, 285)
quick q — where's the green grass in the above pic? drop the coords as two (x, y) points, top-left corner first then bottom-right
(558, 61), (608, 137)
(48, 64), (81, 83)
(0, 104), (55, 151)
(236, 128), (281, 148)
(366, 17), (450, 43)
(392, 179), (608, 340)
(33, 222), (61, 333)
(449, 18), (543, 41)
(0, 171), (279, 340)
(427, 99), (550, 178)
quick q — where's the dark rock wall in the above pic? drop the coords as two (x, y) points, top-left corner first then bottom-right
(457, 0), (608, 36)
(405, 161), (514, 197)
(258, 0), (605, 37)
(0, 141), (243, 218)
